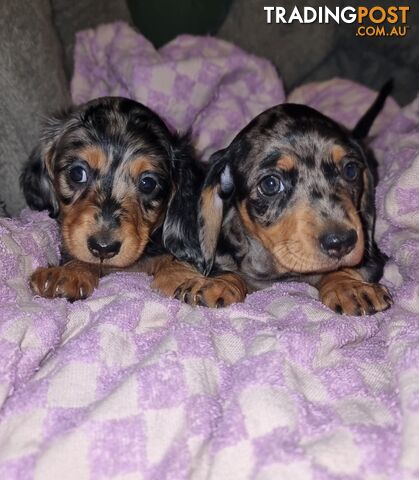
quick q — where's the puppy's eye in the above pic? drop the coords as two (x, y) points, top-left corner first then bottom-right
(258, 175), (284, 196)
(139, 175), (157, 194)
(69, 165), (88, 184)
(342, 162), (360, 182)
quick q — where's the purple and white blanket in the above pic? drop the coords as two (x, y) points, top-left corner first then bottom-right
(1, 22), (418, 479)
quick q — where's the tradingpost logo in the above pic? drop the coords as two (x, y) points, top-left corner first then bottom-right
(264, 5), (411, 37)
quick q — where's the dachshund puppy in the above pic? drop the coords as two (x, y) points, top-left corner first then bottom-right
(21, 97), (206, 301)
(173, 84), (394, 315)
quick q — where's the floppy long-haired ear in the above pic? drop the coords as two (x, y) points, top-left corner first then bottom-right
(161, 135), (208, 272)
(357, 162), (387, 281)
(21, 111), (71, 218)
(198, 148), (234, 275)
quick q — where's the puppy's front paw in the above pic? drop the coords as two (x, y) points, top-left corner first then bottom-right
(319, 269), (393, 315)
(174, 274), (247, 308)
(30, 264), (99, 301)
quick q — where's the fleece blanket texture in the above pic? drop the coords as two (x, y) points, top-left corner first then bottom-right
(1, 22), (418, 480)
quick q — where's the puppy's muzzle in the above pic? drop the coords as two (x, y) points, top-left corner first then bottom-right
(319, 228), (357, 259)
(88, 235), (121, 260)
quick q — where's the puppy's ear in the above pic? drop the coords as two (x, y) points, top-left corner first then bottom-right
(21, 112), (70, 217)
(198, 148), (234, 275)
(358, 163), (387, 281)
(162, 135), (207, 272)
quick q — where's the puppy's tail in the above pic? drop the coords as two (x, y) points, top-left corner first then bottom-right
(352, 79), (393, 140)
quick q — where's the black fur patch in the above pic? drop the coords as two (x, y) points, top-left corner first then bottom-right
(321, 161), (338, 183)
(310, 189), (323, 200)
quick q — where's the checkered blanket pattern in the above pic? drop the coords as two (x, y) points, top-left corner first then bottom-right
(1, 22), (419, 479)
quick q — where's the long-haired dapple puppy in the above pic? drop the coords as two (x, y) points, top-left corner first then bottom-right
(21, 97), (206, 301)
(172, 83), (394, 315)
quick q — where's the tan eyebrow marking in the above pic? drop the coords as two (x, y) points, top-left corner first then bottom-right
(128, 156), (158, 179)
(331, 145), (347, 164)
(79, 146), (108, 172)
(276, 155), (296, 171)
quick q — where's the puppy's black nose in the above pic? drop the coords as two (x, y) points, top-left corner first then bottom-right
(319, 229), (357, 259)
(88, 236), (121, 259)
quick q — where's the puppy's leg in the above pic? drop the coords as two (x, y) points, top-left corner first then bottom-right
(30, 261), (100, 301)
(140, 255), (247, 308)
(318, 268), (393, 315)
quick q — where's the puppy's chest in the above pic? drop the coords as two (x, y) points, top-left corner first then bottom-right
(215, 214), (282, 290)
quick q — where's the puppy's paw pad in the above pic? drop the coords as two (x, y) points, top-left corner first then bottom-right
(174, 277), (245, 308)
(30, 266), (98, 301)
(321, 281), (393, 316)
